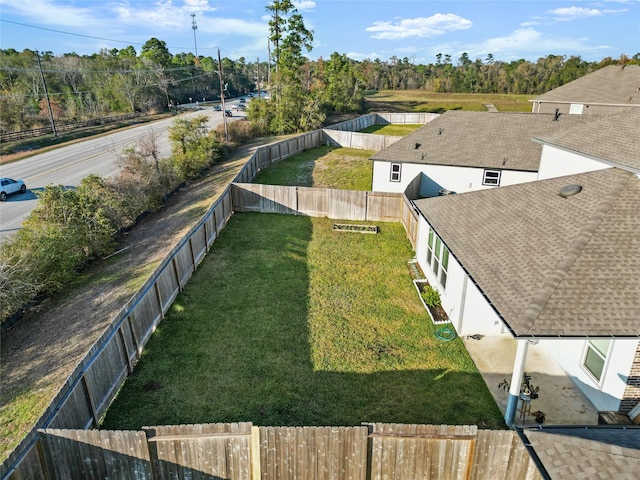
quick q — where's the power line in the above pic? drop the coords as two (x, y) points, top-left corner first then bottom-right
(1, 19), (259, 61)
(0, 19), (211, 52)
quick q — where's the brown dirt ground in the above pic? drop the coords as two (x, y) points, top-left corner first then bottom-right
(0, 144), (262, 463)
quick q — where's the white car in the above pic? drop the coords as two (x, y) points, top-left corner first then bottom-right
(0, 177), (27, 201)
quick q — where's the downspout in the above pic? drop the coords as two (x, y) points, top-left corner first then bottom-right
(505, 338), (530, 427)
(457, 276), (468, 334)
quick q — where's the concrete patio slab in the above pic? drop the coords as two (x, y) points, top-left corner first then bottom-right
(462, 335), (599, 426)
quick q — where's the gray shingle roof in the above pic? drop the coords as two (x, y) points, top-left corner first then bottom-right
(521, 426), (640, 480)
(413, 168), (640, 337)
(534, 107), (640, 172)
(532, 64), (640, 106)
(370, 111), (590, 172)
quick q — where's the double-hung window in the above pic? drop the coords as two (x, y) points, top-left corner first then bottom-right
(390, 163), (401, 182)
(426, 227), (449, 289)
(583, 339), (611, 382)
(483, 169), (501, 186)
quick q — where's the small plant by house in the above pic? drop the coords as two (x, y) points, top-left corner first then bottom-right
(420, 284), (442, 307)
(498, 372), (540, 400)
(532, 410), (546, 423)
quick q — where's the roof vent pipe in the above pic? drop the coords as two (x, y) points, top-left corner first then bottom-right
(558, 184), (582, 198)
(553, 109), (560, 121)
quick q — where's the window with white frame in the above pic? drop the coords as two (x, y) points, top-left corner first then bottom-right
(390, 163), (401, 182)
(583, 339), (611, 382)
(426, 227), (449, 289)
(482, 169), (501, 186)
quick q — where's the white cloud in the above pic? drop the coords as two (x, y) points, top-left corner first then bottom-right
(466, 28), (596, 60)
(548, 7), (604, 21)
(0, 0), (99, 27)
(294, 1), (316, 11)
(366, 13), (472, 40)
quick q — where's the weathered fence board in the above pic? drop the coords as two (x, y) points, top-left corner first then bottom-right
(155, 264), (180, 314)
(39, 429), (151, 480)
(82, 337), (129, 418)
(366, 192), (404, 221)
(259, 426), (368, 480)
(400, 197), (419, 248)
(368, 423), (478, 480)
(6, 424), (544, 479)
(143, 423), (253, 480)
(298, 186), (328, 216)
(231, 184), (405, 224)
(129, 286), (163, 348)
(323, 130), (402, 151)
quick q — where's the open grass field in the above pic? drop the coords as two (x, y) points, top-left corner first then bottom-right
(365, 90), (534, 113)
(101, 146), (505, 430)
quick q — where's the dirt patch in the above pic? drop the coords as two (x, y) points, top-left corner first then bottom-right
(0, 144), (257, 463)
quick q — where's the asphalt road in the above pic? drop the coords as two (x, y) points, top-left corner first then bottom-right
(0, 105), (243, 239)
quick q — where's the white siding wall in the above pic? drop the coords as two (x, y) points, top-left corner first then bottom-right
(372, 161), (537, 196)
(539, 338), (639, 411)
(415, 215), (507, 336)
(537, 145), (609, 180)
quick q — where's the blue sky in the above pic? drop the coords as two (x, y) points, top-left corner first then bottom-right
(1, 0), (638, 63)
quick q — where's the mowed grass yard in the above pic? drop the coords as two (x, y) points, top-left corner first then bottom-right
(101, 146), (505, 430)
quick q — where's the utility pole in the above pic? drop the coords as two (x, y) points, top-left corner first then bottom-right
(35, 50), (57, 137)
(191, 13), (198, 60)
(256, 57), (261, 99)
(217, 49), (228, 143)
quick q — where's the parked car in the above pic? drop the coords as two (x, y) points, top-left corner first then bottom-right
(237, 104), (247, 111)
(213, 105), (222, 111)
(225, 110), (232, 117)
(0, 177), (27, 201)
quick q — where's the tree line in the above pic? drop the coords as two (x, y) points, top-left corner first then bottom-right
(2, 36), (637, 137)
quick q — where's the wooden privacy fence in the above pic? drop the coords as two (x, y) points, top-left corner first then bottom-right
(27, 423), (541, 479)
(1, 113), (424, 478)
(230, 183), (419, 248)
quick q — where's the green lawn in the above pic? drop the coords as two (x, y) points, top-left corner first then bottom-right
(101, 146), (504, 430)
(360, 124), (423, 136)
(253, 145), (374, 191)
(102, 214), (504, 429)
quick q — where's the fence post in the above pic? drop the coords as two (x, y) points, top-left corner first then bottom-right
(251, 426), (261, 480)
(81, 375), (99, 427)
(117, 327), (134, 374)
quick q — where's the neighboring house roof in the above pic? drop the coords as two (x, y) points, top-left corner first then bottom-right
(534, 107), (640, 173)
(413, 167), (640, 337)
(531, 64), (640, 106)
(370, 111), (590, 172)
(520, 426), (640, 480)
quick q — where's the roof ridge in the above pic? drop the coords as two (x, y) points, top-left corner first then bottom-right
(518, 172), (632, 335)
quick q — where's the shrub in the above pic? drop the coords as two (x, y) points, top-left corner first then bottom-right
(420, 284), (441, 307)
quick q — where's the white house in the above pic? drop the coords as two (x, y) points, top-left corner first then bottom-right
(370, 110), (590, 197)
(410, 108), (640, 422)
